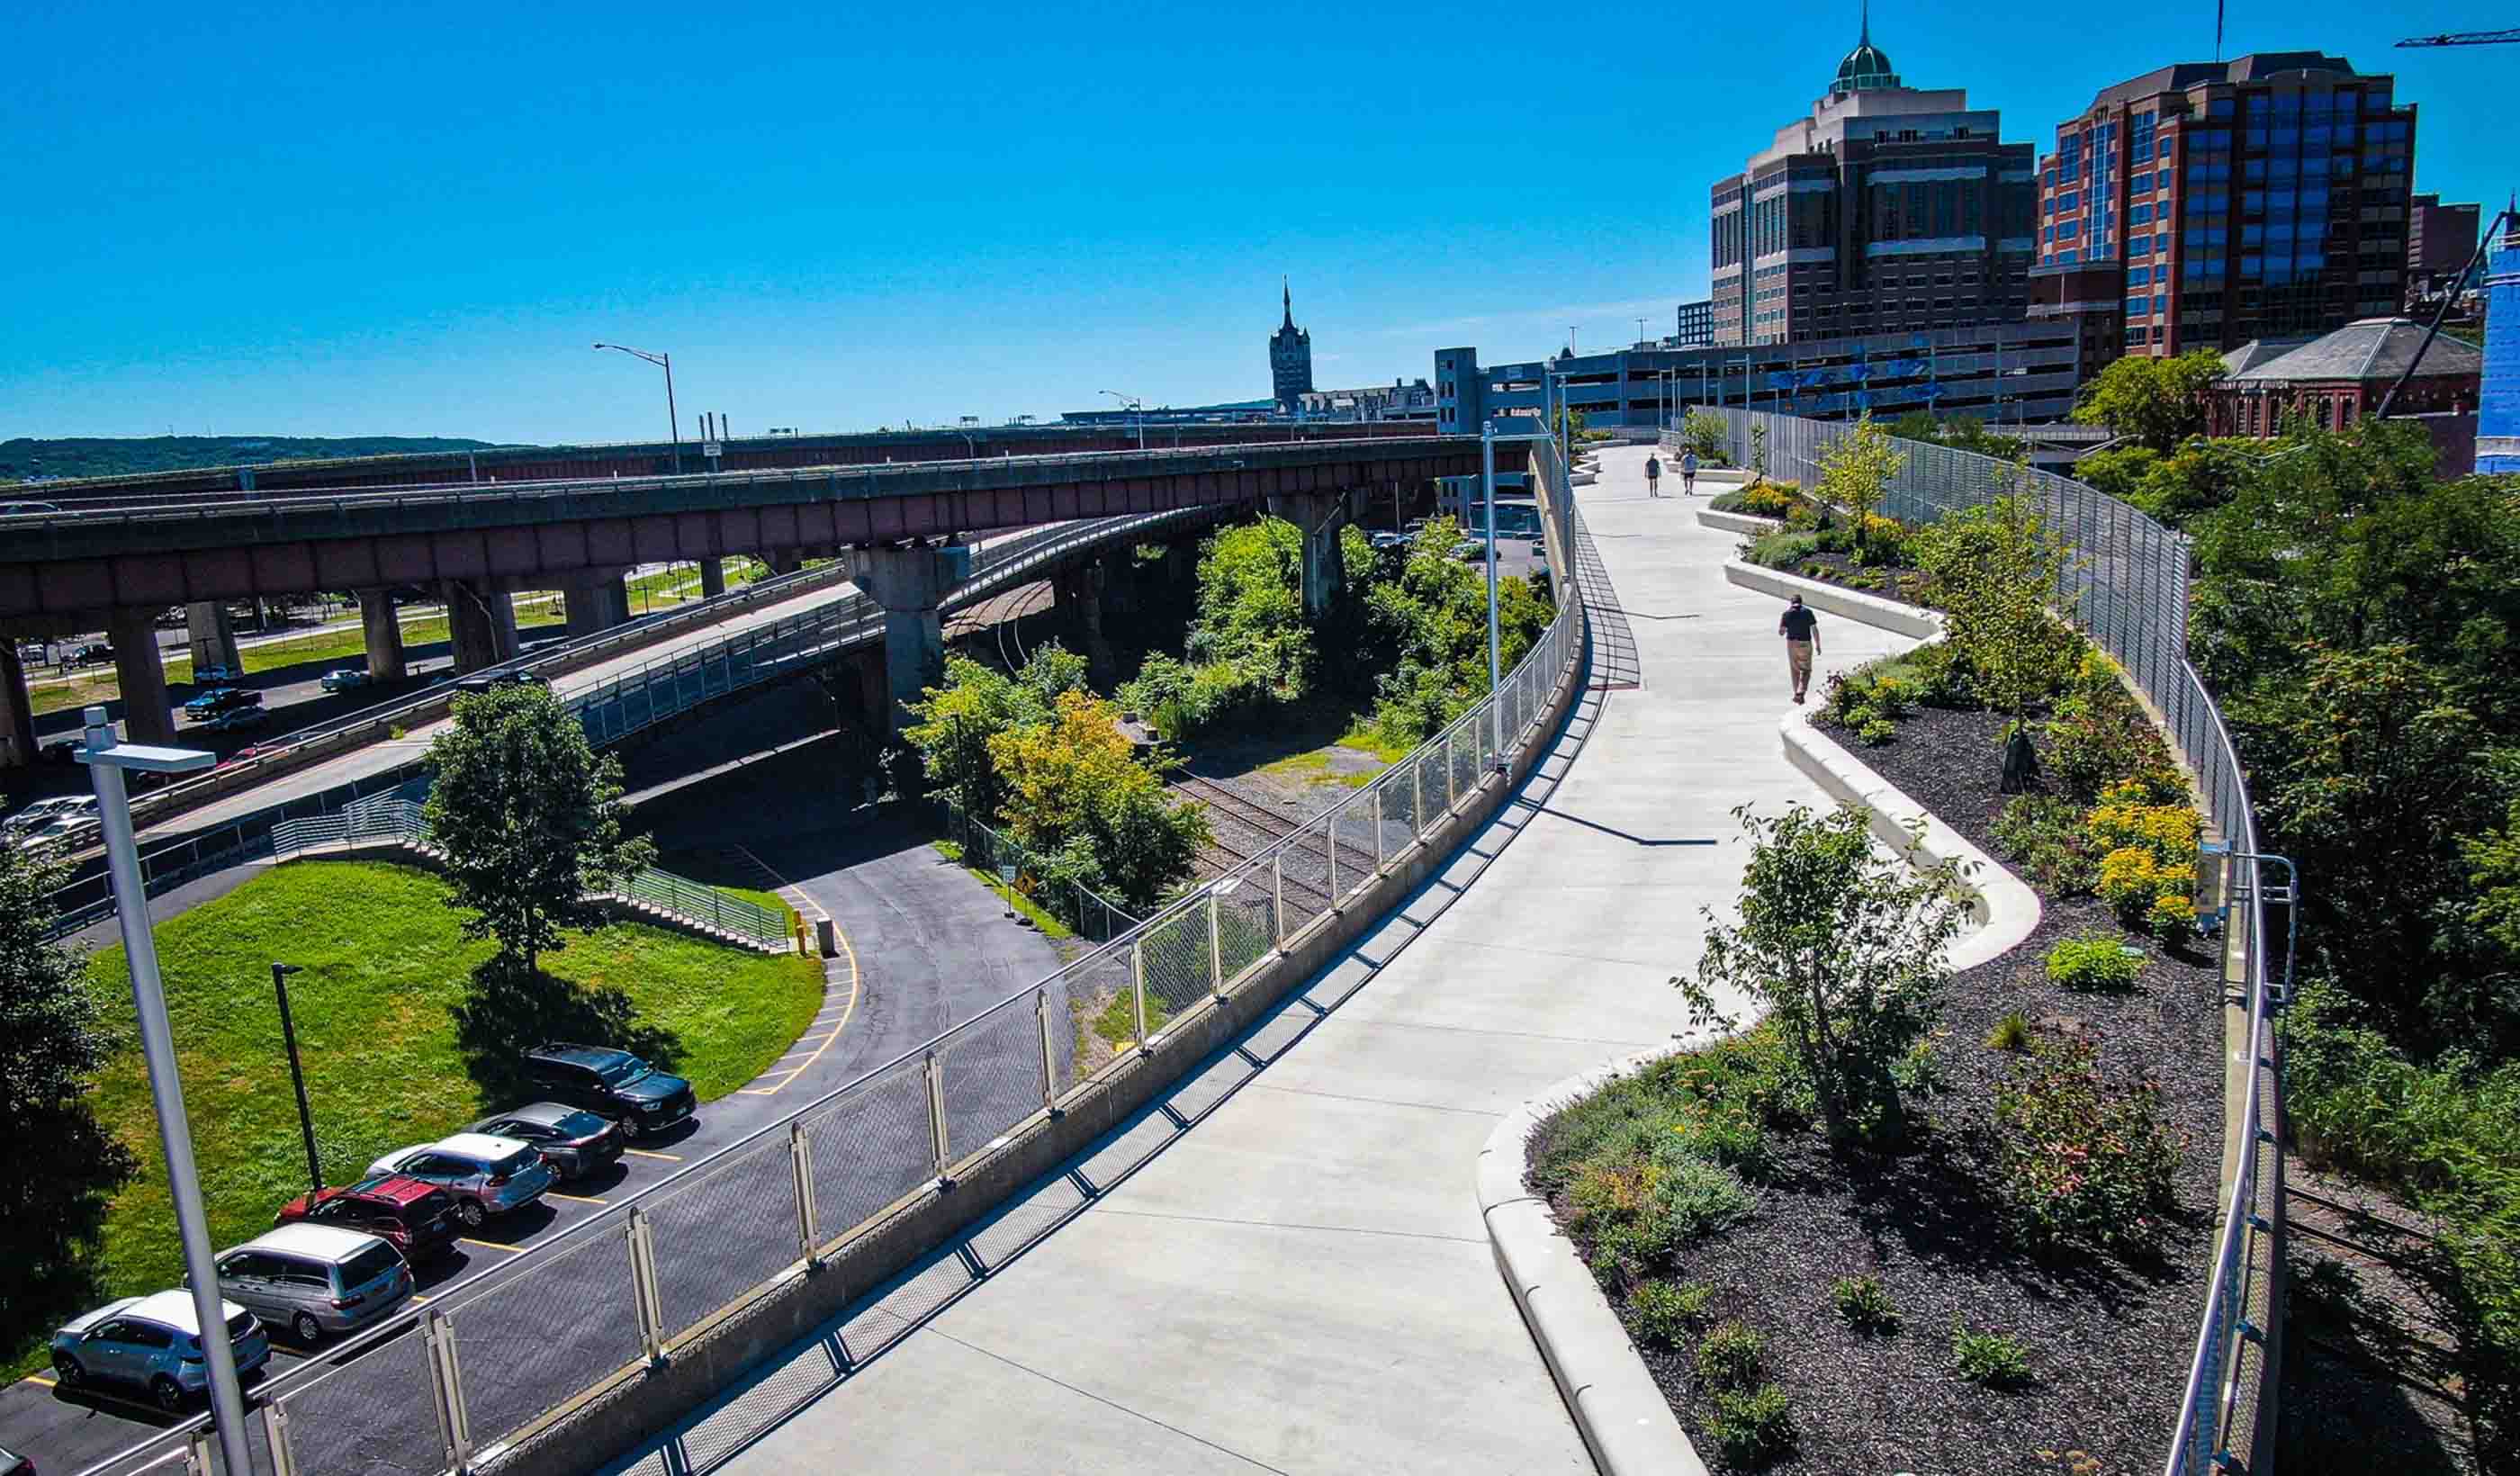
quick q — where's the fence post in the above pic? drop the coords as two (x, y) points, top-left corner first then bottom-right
(1372, 783), (1384, 870)
(626, 1209), (668, 1366)
(790, 1120), (820, 1266)
(1132, 940), (1153, 1053)
(924, 1048), (953, 1182)
(1271, 852), (1285, 947)
(422, 1306), (473, 1472)
(1326, 814), (1339, 904)
(1445, 730), (1458, 810)
(1036, 986), (1061, 1112)
(1413, 754), (1426, 840)
(262, 1390), (299, 1476)
(1207, 892), (1225, 998)
(185, 1424), (215, 1476)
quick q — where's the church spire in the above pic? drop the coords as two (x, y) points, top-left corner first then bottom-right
(1282, 277), (1294, 331)
(1859, 0), (1869, 44)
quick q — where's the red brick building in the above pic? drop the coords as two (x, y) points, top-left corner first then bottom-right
(2207, 316), (2480, 436)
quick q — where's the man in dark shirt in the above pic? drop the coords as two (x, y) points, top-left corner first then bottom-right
(1778, 594), (1820, 704)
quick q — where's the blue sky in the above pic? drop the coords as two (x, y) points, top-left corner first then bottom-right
(3, 1), (2509, 443)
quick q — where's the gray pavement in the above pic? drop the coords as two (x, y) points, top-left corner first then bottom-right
(599, 446), (1919, 1476)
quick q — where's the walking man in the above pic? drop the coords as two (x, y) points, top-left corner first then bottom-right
(1680, 447), (1699, 495)
(1644, 453), (1662, 498)
(1779, 593), (1820, 705)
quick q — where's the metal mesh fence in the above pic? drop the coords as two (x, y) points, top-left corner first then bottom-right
(1136, 900), (1218, 1022)
(275, 1325), (443, 1476)
(647, 1135), (806, 1341)
(446, 1227), (645, 1448)
(938, 994), (1049, 1162)
(805, 1058), (940, 1235)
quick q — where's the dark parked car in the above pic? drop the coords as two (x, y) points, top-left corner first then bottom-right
(1, 1438), (31, 1476)
(274, 1174), (460, 1261)
(465, 1102), (623, 1180)
(451, 670), (550, 697)
(521, 1043), (695, 1139)
(68, 644), (112, 666)
(182, 687), (260, 718)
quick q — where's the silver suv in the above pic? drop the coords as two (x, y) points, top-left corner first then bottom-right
(50, 1291), (271, 1411)
(212, 1223), (414, 1346)
(366, 1132), (554, 1228)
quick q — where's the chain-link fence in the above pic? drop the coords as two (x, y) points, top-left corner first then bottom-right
(96, 438), (1576, 1476)
(936, 796), (1140, 942)
(1702, 408), (2282, 1476)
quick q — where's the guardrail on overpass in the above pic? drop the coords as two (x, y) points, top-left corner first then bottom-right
(68, 437), (1584, 1476)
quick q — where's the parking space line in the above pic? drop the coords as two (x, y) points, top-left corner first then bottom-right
(460, 1236), (525, 1254)
(25, 1374), (54, 1388)
(545, 1191), (608, 1204)
(624, 1148), (681, 1161)
(752, 920), (860, 1095)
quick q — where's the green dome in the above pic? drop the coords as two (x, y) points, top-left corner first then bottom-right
(1831, 6), (1900, 94)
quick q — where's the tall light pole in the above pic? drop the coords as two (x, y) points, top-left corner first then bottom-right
(77, 708), (249, 1476)
(272, 962), (320, 1196)
(1480, 421), (1502, 770)
(1101, 390), (1145, 450)
(593, 342), (682, 473)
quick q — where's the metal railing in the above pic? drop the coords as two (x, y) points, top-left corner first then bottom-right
(45, 508), (1222, 936)
(74, 440), (1588, 1476)
(1697, 407), (2283, 1476)
(937, 796), (1139, 943)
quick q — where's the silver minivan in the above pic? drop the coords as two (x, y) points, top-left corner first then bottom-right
(212, 1223), (413, 1346)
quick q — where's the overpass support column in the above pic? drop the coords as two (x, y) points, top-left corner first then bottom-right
(1265, 490), (1349, 621)
(107, 608), (176, 745)
(444, 581), (519, 674)
(1054, 559), (1115, 678)
(768, 550), (802, 577)
(0, 644), (34, 768)
(562, 572), (632, 638)
(849, 544), (961, 734)
(184, 601), (241, 676)
(698, 558), (726, 599)
(357, 591), (407, 682)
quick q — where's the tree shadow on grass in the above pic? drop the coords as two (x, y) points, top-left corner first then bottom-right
(451, 957), (684, 1105)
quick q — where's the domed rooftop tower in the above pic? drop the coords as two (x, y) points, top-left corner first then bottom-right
(1830, 2), (1901, 96)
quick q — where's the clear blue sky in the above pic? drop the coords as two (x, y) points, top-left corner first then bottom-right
(3, 1), (2508, 443)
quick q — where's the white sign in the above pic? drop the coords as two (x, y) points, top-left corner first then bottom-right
(997, 863), (1018, 885)
(701, 441), (723, 459)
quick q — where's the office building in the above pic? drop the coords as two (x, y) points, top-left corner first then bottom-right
(1709, 13), (2038, 347)
(1675, 299), (1714, 347)
(2038, 52), (2416, 356)
(2408, 193), (2481, 310)
(1270, 281), (1315, 414)
(2480, 215), (2520, 474)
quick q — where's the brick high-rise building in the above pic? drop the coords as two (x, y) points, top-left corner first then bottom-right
(1709, 10), (2038, 347)
(2408, 193), (2481, 309)
(2038, 52), (2416, 356)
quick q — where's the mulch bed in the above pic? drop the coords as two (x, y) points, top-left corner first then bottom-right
(1536, 703), (2230, 1475)
(1774, 545), (1935, 606)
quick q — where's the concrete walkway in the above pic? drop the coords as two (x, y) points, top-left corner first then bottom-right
(605, 445), (1917, 1476)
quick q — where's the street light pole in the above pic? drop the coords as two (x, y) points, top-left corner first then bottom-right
(76, 708), (248, 1476)
(592, 342), (682, 473)
(1481, 421), (1503, 770)
(272, 962), (321, 1197)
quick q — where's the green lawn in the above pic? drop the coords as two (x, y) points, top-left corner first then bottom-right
(13, 860), (823, 1376)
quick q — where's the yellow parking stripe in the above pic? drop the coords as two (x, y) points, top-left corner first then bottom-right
(623, 1148), (681, 1162)
(25, 1374), (55, 1388)
(460, 1236), (524, 1254)
(544, 1191), (608, 1205)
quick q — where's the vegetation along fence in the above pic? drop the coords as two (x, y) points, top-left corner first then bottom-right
(80, 444), (1586, 1476)
(937, 795), (1139, 943)
(1679, 409), (2288, 1476)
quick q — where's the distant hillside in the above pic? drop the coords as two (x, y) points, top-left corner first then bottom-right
(3, 435), (507, 482)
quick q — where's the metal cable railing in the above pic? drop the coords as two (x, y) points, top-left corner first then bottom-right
(1697, 407), (2284, 1476)
(70, 439), (1588, 1476)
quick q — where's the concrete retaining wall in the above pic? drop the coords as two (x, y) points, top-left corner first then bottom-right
(1723, 559), (1944, 641)
(1695, 508), (1778, 536)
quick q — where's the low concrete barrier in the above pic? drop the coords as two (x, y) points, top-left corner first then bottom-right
(1696, 508), (1778, 536)
(1723, 559), (1943, 641)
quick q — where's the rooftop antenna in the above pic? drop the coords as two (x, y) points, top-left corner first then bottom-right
(2216, 0), (2225, 61)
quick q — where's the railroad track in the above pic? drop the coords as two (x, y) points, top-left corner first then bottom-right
(1171, 773), (1383, 896)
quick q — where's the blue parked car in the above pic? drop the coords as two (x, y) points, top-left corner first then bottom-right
(50, 1290), (271, 1410)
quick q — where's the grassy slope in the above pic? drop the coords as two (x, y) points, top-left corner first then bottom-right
(23, 860), (822, 1374)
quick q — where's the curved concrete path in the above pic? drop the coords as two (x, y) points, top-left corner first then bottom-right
(602, 445), (1918, 1476)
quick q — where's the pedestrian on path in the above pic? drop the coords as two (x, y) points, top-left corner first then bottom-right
(1779, 594), (1820, 704)
(1680, 449), (1699, 495)
(1644, 454), (1662, 498)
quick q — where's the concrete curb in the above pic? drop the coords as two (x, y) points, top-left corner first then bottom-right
(1479, 1049), (1712, 1476)
(1780, 709), (2043, 968)
(1724, 558), (1944, 641)
(1695, 508), (1778, 536)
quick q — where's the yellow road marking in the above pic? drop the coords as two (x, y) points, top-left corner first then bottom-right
(26, 1374), (55, 1388)
(410, 1294), (431, 1305)
(460, 1236), (524, 1254)
(751, 914), (860, 1095)
(544, 1191), (608, 1204)
(623, 1148), (681, 1162)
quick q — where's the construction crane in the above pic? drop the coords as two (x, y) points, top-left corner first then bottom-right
(2399, 28), (2520, 46)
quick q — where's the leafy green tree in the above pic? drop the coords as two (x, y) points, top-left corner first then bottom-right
(987, 688), (1208, 911)
(1361, 517), (1552, 743)
(1815, 413), (1905, 562)
(1681, 410), (1728, 462)
(1187, 518), (1316, 698)
(2068, 349), (2228, 452)
(903, 644), (1084, 813)
(421, 684), (654, 975)
(1675, 804), (1970, 1148)
(0, 843), (136, 1359)
(1912, 486), (2081, 748)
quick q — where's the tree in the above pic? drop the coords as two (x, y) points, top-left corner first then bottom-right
(0, 842), (136, 1356)
(1815, 413), (1905, 562)
(1188, 518), (1316, 697)
(422, 683), (654, 976)
(1681, 410), (1728, 463)
(1674, 804), (1970, 1148)
(2068, 349), (2228, 452)
(986, 688), (1209, 911)
(903, 644), (1084, 813)
(1912, 484), (2082, 760)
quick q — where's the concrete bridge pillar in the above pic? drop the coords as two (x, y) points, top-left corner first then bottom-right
(768, 549), (802, 577)
(0, 644), (34, 768)
(1266, 490), (1350, 620)
(184, 601), (241, 676)
(357, 591), (407, 682)
(698, 557), (726, 599)
(849, 544), (963, 734)
(444, 581), (519, 674)
(562, 571), (632, 638)
(107, 607), (176, 745)
(1054, 559), (1115, 678)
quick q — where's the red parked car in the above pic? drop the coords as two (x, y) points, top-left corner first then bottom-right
(274, 1175), (460, 1261)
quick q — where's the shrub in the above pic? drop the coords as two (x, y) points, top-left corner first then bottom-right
(1994, 1037), (2181, 1256)
(1899, 641), (1977, 706)
(1656, 1098), (1776, 1183)
(2085, 782), (2200, 866)
(1627, 1278), (1714, 1346)
(1650, 1156), (1757, 1245)
(1994, 794), (2100, 894)
(1706, 1384), (1797, 1467)
(1695, 1318), (1764, 1388)
(2096, 846), (2196, 932)
(1830, 1274), (1900, 1334)
(1951, 1322), (2034, 1388)
(1746, 529), (1822, 570)
(2042, 652), (2182, 805)
(1985, 1010), (2034, 1052)
(2045, 929), (2145, 993)
(2146, 892), (2195, 948)
(1858, 717), (1895, 747)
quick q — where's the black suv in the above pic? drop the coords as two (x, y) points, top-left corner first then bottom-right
(451, 670), (550, 697)
(519, 1043), (695, 1139)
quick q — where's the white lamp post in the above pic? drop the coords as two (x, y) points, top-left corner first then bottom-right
(76, 707), (247, 1475)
